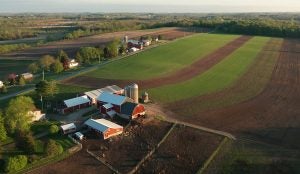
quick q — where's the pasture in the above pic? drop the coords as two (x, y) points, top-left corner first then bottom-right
(84, 34), (239, 80)
(148, 36), (270, 103)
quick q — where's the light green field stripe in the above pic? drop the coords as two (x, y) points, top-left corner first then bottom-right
(149, 36), (270, 103)
(85, 34), (239, 80)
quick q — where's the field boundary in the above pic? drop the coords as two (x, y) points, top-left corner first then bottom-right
(128, 122), (177, 174)
(19, 137), (82, 174)
(86, 149), (122, 174)
(196, 137), (229, 174)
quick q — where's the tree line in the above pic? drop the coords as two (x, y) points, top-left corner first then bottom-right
(150, 18), (300, 38)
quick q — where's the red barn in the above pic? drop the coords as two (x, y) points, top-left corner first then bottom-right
(84, 119), (123, 139)
(97, 92), (133, 117)
(119, 102), (146, 120)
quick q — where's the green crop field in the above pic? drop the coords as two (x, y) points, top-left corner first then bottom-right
(148, 36), (270, 103)
(85, 34), (239, 80)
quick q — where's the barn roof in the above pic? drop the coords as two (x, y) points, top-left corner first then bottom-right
(84, 85), (123, 99)
(103, 103), (113, 109)
(60, 123), (76, 131)
(64, 95), (90, 108)
(98, 92), (131, 106)
(84, 119), (122, 133)
(121, 102), (138, 116)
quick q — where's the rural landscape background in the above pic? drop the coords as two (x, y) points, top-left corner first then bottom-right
(0, 0), (300, 174)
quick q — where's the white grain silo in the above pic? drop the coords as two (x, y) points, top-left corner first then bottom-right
(124, 86), (130, 97)
(124, 36), (129, 43)
(130, 83), (139, 103)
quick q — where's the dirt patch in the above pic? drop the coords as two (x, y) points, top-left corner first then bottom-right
(2, 28), (194, 60)
(63, 36), (252, 89)
(28, 148), (112, 174)
(166, 39), (300, 149)
(88, 119), (172, 173)
(137, 125), (223, 174)
(168, 38), (283, 115)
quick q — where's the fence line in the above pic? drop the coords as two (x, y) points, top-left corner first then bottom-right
(128, 123), (177, 174)
(197, 137), (229, 174)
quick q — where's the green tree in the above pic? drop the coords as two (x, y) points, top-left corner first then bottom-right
(39, 55), (55, 71)
(15, 130), (36, 154)
(49, 124), (59, 134)
(51, 60), (64, 74)
(0, 111), (7, 142)
(5, 155), (28, 172)
(106, 38), (120, 58)
(28, 62), (40, 74)
(75, 47), (101, 63)
(36, 80), (59, 97)
(57, 50), (69, 69)
(45, 139), (63, 157)
(18, 76), (26, 86)
(5, 96), (35, 134)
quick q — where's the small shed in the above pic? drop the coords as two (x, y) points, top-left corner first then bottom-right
(61, 123), (77, 135)
(74, 132), (84, 140)
(84, 119), (123, 139)
(62, 95), (91, 114)
(21, 73), (33, 80)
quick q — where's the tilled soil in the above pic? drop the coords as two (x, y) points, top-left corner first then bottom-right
(137, 125), (223, 174)
(28, 144), (112, 174)
(63, 36), (252, 89)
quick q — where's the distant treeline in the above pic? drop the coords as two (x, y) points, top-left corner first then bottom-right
(151, 18), (300, 38)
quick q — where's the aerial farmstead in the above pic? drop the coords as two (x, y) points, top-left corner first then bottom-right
(59, 83), (147, 140)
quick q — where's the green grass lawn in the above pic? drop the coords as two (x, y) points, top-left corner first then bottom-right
(84, 33), (239, 80)
(0, 59), (34, 80)
(148, 36), (270, 103)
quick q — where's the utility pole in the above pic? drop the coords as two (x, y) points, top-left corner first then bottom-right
(42, 69), (45, 80)
(40, 95), (43, 111)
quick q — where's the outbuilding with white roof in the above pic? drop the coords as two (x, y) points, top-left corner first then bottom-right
(84, 119), (123, 139)
(60, 123), (77, 134)
(62, 95), (91, 114)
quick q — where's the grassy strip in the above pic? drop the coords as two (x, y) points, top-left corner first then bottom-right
(13, 151), (71, 174)
(171, 38), (283, 116)
(149, 36), (270, 103)
(197, 137), (229, 174)
(85, 34), (239, 80)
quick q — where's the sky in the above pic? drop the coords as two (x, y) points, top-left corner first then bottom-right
(0, 0), (300, 13)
